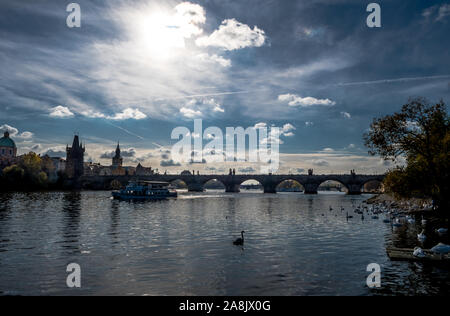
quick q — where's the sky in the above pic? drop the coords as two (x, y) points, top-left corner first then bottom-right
(0, 0), (449, 175)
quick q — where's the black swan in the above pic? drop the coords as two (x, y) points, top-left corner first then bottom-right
(233, 231), (245, 246)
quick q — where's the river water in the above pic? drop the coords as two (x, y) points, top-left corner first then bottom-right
(0, 191), (448, 296)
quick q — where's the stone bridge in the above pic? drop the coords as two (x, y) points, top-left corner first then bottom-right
(80, 173), (385, 195)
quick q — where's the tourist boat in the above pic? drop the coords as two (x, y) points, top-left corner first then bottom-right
(112, 181), (178, 201)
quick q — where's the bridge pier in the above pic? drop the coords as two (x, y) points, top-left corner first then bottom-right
(225, 183), (241, 193)
(263, 184), (277, 194)
(347, 184), (363, 195)
(187, 181), (204, 192)
(304, 183), (319, 194)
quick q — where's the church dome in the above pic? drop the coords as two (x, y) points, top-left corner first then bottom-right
(0, 131), (16, 148)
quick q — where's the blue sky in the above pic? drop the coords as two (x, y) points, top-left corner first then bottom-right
(0, 0), (449, 174)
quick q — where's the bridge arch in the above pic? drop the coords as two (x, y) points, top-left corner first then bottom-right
(203, 179), (226, 191)
(276, 179), (305, 193)
(317, 180), (349, 194)
(169, 179), (188, 190)
(239, 179), (264, 193)
(362, 179), (384, 193)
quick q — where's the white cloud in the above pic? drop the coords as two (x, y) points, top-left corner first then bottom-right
(197, 53), (231, 67)
(278, 94), (336, 107)
(108, 108), (147, 120)
(196, 19), (266, 51)
(310, 159), (330, 167)
(49, 106), (74, 118)
(0, 124), (34, 139)
(341, 111), (352, 119)
(305, 121), (314, 127)
(17, 131), (34, 139)
(174, 2), (206, 33)
(282, 123), (296, 137)
(81, 110), (106, 119)
(179, 98), (224, 119)
(180, 107), (202, 119)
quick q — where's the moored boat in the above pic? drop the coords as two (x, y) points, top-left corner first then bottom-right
(112, 181), (177, 201)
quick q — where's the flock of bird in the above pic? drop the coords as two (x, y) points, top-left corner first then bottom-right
(232, 202), (449, 255)
(337, 202), (449, 256)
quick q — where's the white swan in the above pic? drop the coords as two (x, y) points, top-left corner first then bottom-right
(413, 247), (427, 258)
(392, 218), (403, 227)
(431, 243), (450, 254)
(436, 228), (448, 235)
(417, 230), (426, 242)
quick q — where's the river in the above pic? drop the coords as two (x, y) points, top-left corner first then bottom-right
(0, 191), (448, 296)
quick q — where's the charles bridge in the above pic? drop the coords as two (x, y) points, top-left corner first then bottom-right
(80, 172), (385, 195)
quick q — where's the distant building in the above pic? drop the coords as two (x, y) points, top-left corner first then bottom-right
(136, 163), (154, 176)
(0, 131), (17, 159)
(82, 142), (154, 177)
(110, 143), (126, 176)
(112, 143), (123, 169)
(66, 135), (85, 179)
(0, 131), (18, 169)
(84, 162), (102, 176)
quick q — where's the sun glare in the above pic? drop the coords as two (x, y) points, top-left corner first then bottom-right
(132, 8), (201, 60)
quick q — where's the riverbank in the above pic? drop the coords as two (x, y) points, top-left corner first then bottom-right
(366, 193), (433, 214)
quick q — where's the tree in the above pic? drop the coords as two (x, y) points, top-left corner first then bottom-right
(364, 98), (449, 212)
(1, 165), (25, 190)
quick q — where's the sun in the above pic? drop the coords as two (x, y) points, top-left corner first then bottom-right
(130, 7), (203, 60)
(137, 12), (184, 57)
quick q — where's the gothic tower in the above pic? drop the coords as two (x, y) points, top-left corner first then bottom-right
(66, 135), (85, 179)
(112, 142), (123, 169)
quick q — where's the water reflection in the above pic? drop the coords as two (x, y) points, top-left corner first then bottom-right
(109, 200), (120, 245)
(60, 192), (82, 255)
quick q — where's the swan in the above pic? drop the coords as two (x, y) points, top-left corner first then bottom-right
(413, 247), (427, 258)
(392, 219), (403, 228)
(431, 243), (450, 254)
(233, 231), (245, 246)
(417, 230), (426, 242)
(436, 228), (448, 235)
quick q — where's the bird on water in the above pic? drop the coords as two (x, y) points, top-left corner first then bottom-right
(233, 231), (245, 246)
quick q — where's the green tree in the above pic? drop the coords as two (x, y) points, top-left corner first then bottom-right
(1, 165), (25, 189)
(364, 98), (449, 212)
